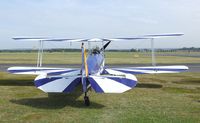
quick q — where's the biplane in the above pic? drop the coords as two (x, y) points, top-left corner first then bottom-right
(8, 33), (188, 106)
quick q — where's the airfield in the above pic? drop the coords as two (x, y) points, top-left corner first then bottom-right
(0, 52), (200, 122)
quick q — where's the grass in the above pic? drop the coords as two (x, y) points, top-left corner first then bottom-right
(1, 52), (200, 64)
(0, 51), (199, 122)
(0, 72), (199, 123)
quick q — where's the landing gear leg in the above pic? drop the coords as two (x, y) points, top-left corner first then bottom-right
(84, 92), (90, 106)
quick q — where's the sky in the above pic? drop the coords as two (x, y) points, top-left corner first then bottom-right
(0, 0), (200, 49)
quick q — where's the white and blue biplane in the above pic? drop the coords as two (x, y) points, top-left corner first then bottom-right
(8, 33), (188, 106)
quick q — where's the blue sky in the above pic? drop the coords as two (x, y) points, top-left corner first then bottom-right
(0, 0), (200, 49)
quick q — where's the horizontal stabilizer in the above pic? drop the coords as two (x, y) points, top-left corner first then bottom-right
(88, 74), (137, 93)
(34, 74), (81, 93)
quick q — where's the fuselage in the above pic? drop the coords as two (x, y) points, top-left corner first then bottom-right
(86, 51), (104, 75)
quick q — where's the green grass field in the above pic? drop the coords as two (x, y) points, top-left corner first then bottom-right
(1, 52), (200, 64)
(0, 72), (199, 123)
(0, 52), (199, 122)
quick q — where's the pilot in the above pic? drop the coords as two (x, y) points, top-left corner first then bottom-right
(92, 46), (100, 54)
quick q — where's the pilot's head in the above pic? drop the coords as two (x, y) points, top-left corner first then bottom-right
(92, 46), (100, 54)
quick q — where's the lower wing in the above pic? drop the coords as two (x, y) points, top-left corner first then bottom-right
(7, 66), (80, 76)
(104, 65), (189, 75)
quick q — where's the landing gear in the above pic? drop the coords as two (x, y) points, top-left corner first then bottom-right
(84, 92), (90, 106)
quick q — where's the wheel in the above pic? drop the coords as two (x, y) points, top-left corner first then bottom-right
(84, 96), (90, 106)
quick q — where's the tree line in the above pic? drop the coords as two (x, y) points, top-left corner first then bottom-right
(0, 47), (200, 53)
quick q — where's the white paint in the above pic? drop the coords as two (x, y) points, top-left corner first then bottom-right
(7, 66), (79, 75)
(91, 76), (132, 93)
(38, 77), (77, 92)
(111, 65), (189, 74)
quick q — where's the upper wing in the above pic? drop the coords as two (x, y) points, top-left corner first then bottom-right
(13, 33), (184, 42)
(7, 66), (80, 76)
(104, 65), (189, 75)
(13, 37), (88, 42)
(104, 33), (184, 41)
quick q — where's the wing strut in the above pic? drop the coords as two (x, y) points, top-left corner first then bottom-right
(37, 40), (44, 67)
(151, 38), (156, 66)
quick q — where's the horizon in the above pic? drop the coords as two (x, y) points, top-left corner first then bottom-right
(1, 47), (199, 51)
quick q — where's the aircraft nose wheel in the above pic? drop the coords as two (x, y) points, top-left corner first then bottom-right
(84, 93), (90, 106)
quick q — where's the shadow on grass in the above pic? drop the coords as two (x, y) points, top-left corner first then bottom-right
(10, 88), (105, 109)
(173, 78), (200, 85)
(136, 83), (163, 88)
(0, 79), (34, 86)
